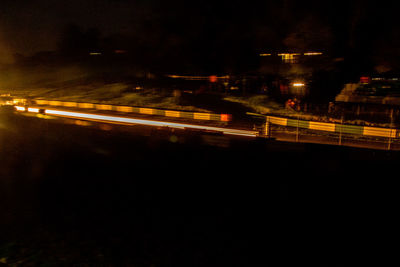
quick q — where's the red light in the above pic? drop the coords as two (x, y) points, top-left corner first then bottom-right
(221, 114), (231, 122)
(209, 75), (217, 83)
(360, 77), (371, 84)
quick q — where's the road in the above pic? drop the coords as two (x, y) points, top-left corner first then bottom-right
(0, 106), (398, 265)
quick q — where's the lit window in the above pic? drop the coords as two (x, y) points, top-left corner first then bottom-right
(278, 53), (300, 63)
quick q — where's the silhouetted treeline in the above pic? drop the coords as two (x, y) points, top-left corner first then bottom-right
(11, 0), (400, 78)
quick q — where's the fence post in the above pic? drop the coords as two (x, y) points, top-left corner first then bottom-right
(296, 115), (299, 142)
(265, 117), (271, 138)
(339, 114), (344, 146)
(388, 108), (394, 150)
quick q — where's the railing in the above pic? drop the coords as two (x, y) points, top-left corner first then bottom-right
(266, 115), (397, 138)
(264, 114), (398, 150)
(31, 99), (232, 122)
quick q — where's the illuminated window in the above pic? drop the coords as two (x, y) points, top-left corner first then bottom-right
(278, 53), (300, 63)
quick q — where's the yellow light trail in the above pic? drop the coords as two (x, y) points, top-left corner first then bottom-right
(40, 108), (257, 137)
(304, 52), (323, 56)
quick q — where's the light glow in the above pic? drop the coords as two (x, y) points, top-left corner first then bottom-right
(278, 53), (300, 63)
(167, 75), (229, 81)
(27, 107), (40, 113)
(15, 106), (26, 111)
(278, 53), (301, 56)
(292, 83), (305, 87)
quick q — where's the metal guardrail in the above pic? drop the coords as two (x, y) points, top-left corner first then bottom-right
(14, 105), (257, 138)
(266, 115), (398, 138)
(261, 114), (400, 150)
(32, 99), (232, 122)
(13, 97), (400, 140)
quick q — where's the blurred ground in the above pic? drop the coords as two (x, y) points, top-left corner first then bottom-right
(0, 63), (286, 117)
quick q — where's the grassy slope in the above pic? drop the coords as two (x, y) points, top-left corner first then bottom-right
(0, 65), (209, 112)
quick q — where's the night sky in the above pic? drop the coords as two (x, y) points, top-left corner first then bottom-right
(1, 0), (399, 72)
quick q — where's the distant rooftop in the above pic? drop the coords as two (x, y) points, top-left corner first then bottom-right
(259, 52), (323, 63)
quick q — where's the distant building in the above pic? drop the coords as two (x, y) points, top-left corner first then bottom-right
(258, 51), (327, 98)
(259, 51), (324, 66)
(336, 77), (400, 105)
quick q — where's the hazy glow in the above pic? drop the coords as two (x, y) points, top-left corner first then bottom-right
(44, 109), (257, 137)
(13, 99), (27, 105)
(277, 53), (301, 56)
(304, 52), (323, 56)
(221, 114), (230, 122)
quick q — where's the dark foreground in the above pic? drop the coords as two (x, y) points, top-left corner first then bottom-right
(0, 108), (398, 266)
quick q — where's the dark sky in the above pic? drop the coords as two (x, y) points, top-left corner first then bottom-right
(1, 0), (399, 70)
(0, 0), (135, 55)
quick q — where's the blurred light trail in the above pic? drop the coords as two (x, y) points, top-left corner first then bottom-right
(304, 52), (323, 56)
(15, 106), (26, 111)
(167, 75), (229, 81)
(27, 107), (40, 113)
(41, 108), (257, 137)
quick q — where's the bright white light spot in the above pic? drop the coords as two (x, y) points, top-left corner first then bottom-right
(292, 83), (305, 87)
(15, 106), (26, 111)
